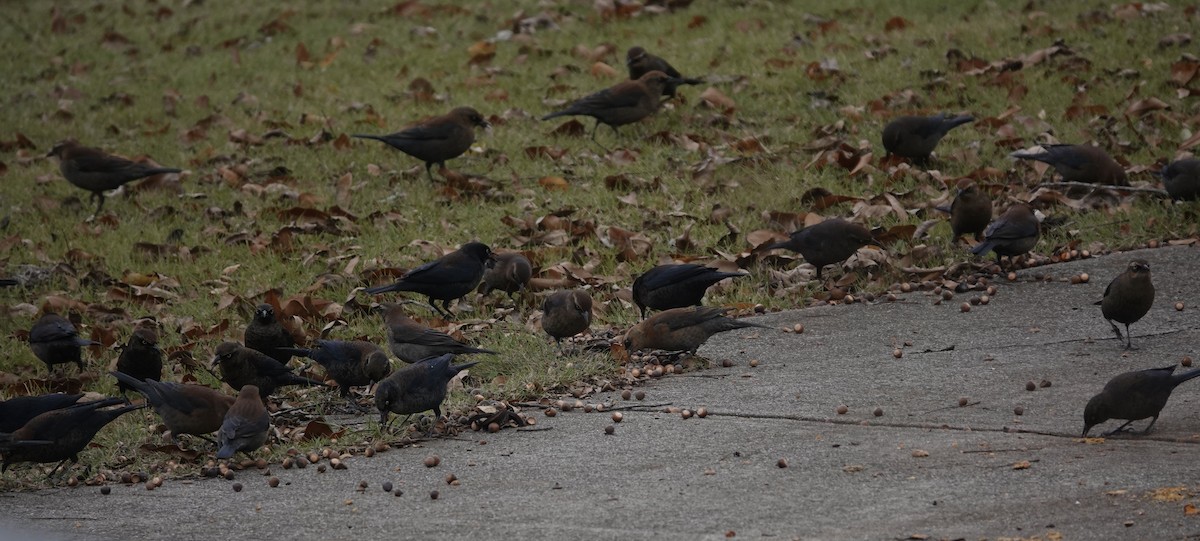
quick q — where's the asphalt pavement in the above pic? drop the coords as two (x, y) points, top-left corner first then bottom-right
(3, 246), (1199, 541)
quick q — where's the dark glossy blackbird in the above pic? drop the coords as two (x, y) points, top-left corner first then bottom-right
(1163, 158), (1200, 201)
(542, 70), (678, 142)
(210, 342), (324, 402)
(278, 339), (392, 397)
(115, 328), (162, 395)
(882, 113), (974, 162)
(479, 252), (532, 301)
(623, 306), (769, 354)
(46, 140), (181, 217)
(28, 312), (98, 373)
(110, 371), (234, 444)
(541, 290), (593, 351)
(353, 106), (489, 181)
(762, 218), (879, 279)
(970, 203), (1040, 265)
(1012, 144), (1127, 185)
(949, 179), (992, 241)
(0, 393), (83, 433)
(1096, 259), (1154, 350)
(633, 264), (746, 319)
(364, 242), (495, 318)
(244, 303), (295, 365)
(0, 397), (143, 475)
(625, 46), (704, 97)
(375, 354), (479, 434)
(216, 385), (270, 459)
(1083, 365), (1200, 437)
(375, 302), (497, 363)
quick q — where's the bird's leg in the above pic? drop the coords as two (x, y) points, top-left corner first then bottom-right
(1102, 420), (1136, 436)
(425, 407), (443, 437)
(45, 459), (71, 479)
(1107, 320), (1124, 340)
(436, 299), (455, 320)
(1124, 324), (1137, 350)
(1141, 415), (1159, 434)
(425, 162), (435, 182)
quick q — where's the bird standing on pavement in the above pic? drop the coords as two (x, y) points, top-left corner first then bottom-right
(110, 371), (235, 444)
(625, 46), (704, 98)
(28, 312), (98, 374)
(479, 252), (532, 302)
(541, 290), (593, 351)
(542, 70), (679, 142)
(623, 306), (769, 354)
(115, 328), (162, 395)
(244, 303), (295, 366)
(761, 218), (879, 280)
(881, 113), (974, 163)
(374, 354), (479, 435)
(633, 264), (745, 319)
(353, 106), (489, 181)
(1097, 259), (1154, 350)
(1011, 144), (1127, 185)
(364, 242), (495, 319)
(949, 179), (992, 241)
(46, 140), (181, 218)
(210, 342), (324, 401)
(1082, 365), (1200, 437)
(1162, 158), (1200, 201)
(0, 397), (143, 475)
(970, 203), (1040, 266)
(216, 385), (270, 459)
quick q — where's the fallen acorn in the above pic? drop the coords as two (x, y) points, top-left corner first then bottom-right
(424, 455), (441, 468)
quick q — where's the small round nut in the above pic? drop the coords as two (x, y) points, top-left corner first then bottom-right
(836, 404), (848, 415)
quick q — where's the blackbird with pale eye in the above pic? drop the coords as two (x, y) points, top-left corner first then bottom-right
(632, 264), (745, 319)
(364, 242), (495, 319)
(1162, 158), (1200, 201)
(375, 354), (479, 435)
(115, 328), (162, 395)
(244, 303), (295, 366)
(28, 312), (98, 374)
(277, 339), (392, 398)
(882, 113), (974, 163)
(210, 342), (324, 402)
(761, 218), (880, 279)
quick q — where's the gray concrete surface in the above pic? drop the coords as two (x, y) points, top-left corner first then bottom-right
(3, 246), (1200, 540)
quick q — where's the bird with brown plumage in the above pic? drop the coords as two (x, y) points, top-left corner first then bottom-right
(479, 252), (532, 303)
(949, 179), (992, 241)
(625, 46), (704, 98)
(375, 302), (497, 363)
(1096, 259), (1154, 350)
(353, 106), (489, 181)
(110, 371), (234, 445)
(216, 385), (270, 459)
(541, 290), (593, 352)
(542, 70), (679, 142)
(970, 203), (1040, 266)
(623, 306), (769, 354)
(46, 140), (182, 218)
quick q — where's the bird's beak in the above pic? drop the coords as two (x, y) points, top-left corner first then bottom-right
(209, 356), (221, 369)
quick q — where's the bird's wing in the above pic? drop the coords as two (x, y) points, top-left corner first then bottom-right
(29, 320), (78, 342)
(393, 121), (459, 143)
(68, 149), (138, 173)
